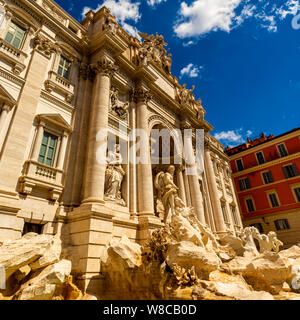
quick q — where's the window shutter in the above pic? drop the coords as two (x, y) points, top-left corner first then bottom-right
(246, 178), (251, 189)
(282, 166), (289, 179)
(238, 180), (243, 191)
(292, 164), (299, 176)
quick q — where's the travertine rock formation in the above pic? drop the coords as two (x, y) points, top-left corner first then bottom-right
(0, 233), (92, 300)
(101, 209), (300, 300)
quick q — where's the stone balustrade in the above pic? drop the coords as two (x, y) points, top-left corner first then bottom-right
(0, 39), (27, 75)
(44, 71), (75, 103)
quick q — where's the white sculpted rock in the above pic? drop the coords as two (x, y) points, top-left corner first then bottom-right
(16, 259), (71, 300)
(0, 233), (61, 280)
(104, 236), (142, 271)
(166, 241), (221, 279)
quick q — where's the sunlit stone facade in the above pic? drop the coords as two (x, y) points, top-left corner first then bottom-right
(0, 0), (242, 293)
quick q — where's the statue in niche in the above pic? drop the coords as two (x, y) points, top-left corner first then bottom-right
(110, 86), (128, 120)
(154, 165), (185, 224)
(104, 144), (126, 206)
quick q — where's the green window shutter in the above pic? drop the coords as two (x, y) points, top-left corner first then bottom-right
(38, 131), (58, 166)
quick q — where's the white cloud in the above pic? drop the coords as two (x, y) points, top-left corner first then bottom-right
(214, 130), (245, 144)
(174, 0), (243, 38)
(147, 0), (167, 7)
(174, 0), (299, 38)
(82, 0), (141, 37)
(276, 0), (299, 20)
(246, 130), (253, 137)
(180, 63), (203, 78)
(183, 40), (195, 47)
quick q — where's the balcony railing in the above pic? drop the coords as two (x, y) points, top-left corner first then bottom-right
(0, 39), (27, 75)
(44, 71), (75, 103)
(18, 160), (63, 201)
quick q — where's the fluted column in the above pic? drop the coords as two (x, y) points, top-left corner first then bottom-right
(56, 131), (68, 170)
(129, 92), (137, 214)
(135, 87), (154, 215)
(184, 130), (206, 224)
(31, 121), (45, 161)
(204, 148), (226, 232)
(83, 57), (118, 204)
(176, 166), (186, 206)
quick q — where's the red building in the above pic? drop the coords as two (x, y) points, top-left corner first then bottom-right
(225, 128), (300, 247)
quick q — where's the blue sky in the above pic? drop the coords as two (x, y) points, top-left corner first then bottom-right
(56, 0), (300, 147)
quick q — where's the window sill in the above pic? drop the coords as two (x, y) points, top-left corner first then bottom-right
(0, 39), (27, 75)
(44, 71), (75, 103)
(18, 160), (63, 201)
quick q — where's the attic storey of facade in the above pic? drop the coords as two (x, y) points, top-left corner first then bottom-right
(0, 0), (243, 295)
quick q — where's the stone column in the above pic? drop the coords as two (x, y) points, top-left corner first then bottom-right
(228, 169), (244, 228)
(31, 121), (45, 161)
(204, 148), (226, 233)
(0, 104), (10, 130)
(184, 130), (206, 224)
(135, 87), (154, 215)
(183, 171), (191, 207)
(129, 93), (137, 214)
(82, 57), (118, 204)
(176, 166), (186, 206)
(56, 131), (68, 170)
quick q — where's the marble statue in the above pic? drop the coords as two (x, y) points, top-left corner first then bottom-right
(250, 227), (283, 254)
(154, 165), (184, 223)
(104, 144), (126, 206)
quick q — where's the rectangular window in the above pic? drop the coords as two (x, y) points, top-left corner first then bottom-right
(250, 223), (263, 234)
(262, 171), (274, 184)
(246, 198), (255, 213)
(293, 187), (300, 202)
(239, 177), (251, 191)
(38, 131), (58, 167)
(57, 56), (71, 79)
(274, 219), (290, 231)
(221, 204), (228, 223)
(236, 159), (244, 171)
(22, 223), (43, 236)
(268, 193), (280, 208)
(231, 206), (238, 225)
(277, 144), (288, 157)
(256, 152), (265, 165)
(4, 21), (26, 49)
(282, 164), (299, 179)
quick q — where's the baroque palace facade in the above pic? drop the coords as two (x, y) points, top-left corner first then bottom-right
(0, 0), (243, 292)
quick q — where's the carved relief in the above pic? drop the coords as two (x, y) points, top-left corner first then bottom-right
(33, 33), (58, 59)
(104, 144), (126, 206)
(110, 86), (128, 120)
(103, 14), (118, 35)
(42, 0), (66, 24)
(90, 57), (118, 77)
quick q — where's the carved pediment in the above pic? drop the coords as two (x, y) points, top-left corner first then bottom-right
(0, 83), (16, 107)
(36, 113), (72, 132)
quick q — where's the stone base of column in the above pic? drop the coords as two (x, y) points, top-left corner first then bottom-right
(67, 202), (162, 297)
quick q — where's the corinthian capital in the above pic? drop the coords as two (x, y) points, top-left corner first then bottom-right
(33, 33), (58, 59)
(90, 57), (118, 77)
(134, 88), (152, 104)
